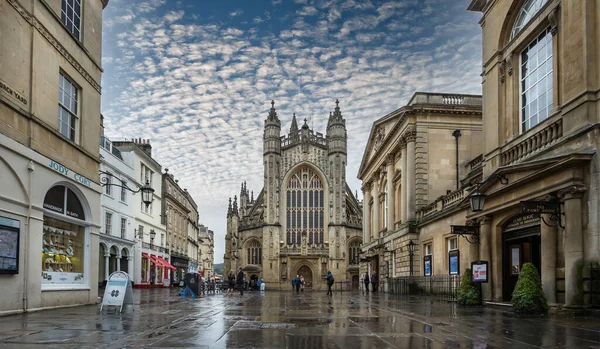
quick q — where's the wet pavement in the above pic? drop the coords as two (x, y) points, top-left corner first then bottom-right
(0, 289), (598, 348)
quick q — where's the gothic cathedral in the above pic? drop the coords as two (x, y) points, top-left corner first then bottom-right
(224, 101), (363, 290)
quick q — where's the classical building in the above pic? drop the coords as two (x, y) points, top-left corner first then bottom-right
(466, 0), (599, 307)
(162, 170), (192, 285)
(224, 101), (363, 290)
(0, 0), (109, 314)
(98, 133), (136, 286)
(199, 225), (214, 278)
(111, 139), (170, 288)
(358, 92), (483, 289)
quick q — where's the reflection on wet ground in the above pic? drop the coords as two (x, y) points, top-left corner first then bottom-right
(0, 288), (598, 348)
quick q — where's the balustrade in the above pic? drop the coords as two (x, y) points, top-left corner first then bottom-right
(501, 119), (563, 166)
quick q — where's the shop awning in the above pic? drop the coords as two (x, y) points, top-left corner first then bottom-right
(156, 256), (176, 270)
(142, 253), (160, 265)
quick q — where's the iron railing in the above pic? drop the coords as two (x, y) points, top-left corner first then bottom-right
(142, 242), (169, 254)
(388, 275), (460, 302)
(589, 265), (600, 308)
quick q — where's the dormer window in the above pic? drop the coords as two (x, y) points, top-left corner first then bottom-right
(511, 0), (550, 39)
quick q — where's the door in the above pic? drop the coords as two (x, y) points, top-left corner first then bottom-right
(352, 275), (359, 290)
(502, 235), (541, 301)
(298, 265), (312, 288)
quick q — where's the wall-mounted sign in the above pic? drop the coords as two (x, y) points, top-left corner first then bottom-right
(520, 201), (560, 215)
(0, 216), (20, 274)
(48, 160), (92, 187)
(504, 214), (540, 231)
(424, 255), (432, 277)
(451, 225), (479, 235)
(449, 250), (459, 275)
(471, 261), (488, 283)
(0, 79), (28, 106)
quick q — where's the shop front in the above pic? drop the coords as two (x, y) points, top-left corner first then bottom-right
(170, 256), (189, 286)
(139, 252), (173, 288)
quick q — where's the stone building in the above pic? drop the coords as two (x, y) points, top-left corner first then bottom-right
(184, 190), (200, 275)
(358, 92), (483, 288)
(0, 0), (109, 314)
(224, 101), (362, 290)
(162, 169), (191, 285)
(466, 0), (599, 307)
(199, 224), (214, 278)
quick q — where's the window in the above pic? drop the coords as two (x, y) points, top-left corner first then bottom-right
(247, 240), (262, 265)
(511, 0), (550, 39)
(105, 212), (112, 235)
(285, 167), (325, 245)
(58, 73), (78, 141)
(423, 243), (432, 276)
(447, 237), (458, 251)
(520, 29), (553, 132)
(120, 218), (126, 239)
(447, 237), (459, 275)
(104, 174), (112, 196)
(383, 184), (388, 229)
(61, 0), (82, 39)
(348, 241), (361, 265)
(120, 182), (127, 202)
(142, 201), (152, 215)
(141, 164), (153, 187)
(424, 243), (432, 256)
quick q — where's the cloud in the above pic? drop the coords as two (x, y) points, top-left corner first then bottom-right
(101, 0), (483, 263)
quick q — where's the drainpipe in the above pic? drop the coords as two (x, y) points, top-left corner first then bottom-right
(452, 130), (462, 190)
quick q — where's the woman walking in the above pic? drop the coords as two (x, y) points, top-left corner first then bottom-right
(227, 270), (235, 296)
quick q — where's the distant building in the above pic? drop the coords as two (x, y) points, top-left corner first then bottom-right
(199, 225), (214, 278)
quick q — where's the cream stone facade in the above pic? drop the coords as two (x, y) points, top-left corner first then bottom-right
(184, 190), (200, 275)
(358, 92), (483, 290)
(0, 0), (108, 314)
(224, 101), (362, 290)
(199, 225), (214, 278)
(466, 0), (600, 307)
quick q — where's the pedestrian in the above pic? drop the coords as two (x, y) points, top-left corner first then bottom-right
(294, 275), (301, 293)
(300, 276), (305, 292)
(150, 269), (156, 288)
(326, 271), (334, 296)
(363, 273), (370, 293)
(236, 268), (244, 296)
(371, 272), (377, 292)
(227, 271), (235, 296)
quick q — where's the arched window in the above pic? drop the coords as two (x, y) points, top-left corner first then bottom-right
(285, 167), (325, 245)
(348, 241), (361, 265)
(247, 240), (262, 265)
(510, 0), (550, 39)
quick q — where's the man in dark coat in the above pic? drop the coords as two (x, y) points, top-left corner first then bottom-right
(236, 268), (244, 296)
(326, 271), (334, 296)
(363, 273), (370, 293)
(371, 272), (378, 292)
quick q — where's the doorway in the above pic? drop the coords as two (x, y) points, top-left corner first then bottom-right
(502, 217), (541, 301)
(298, 265), (313, 289)
(352, 275), (359, 290)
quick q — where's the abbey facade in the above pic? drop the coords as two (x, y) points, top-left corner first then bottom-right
(224, 101), (362, 290)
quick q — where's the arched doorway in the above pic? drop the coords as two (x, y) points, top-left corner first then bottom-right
(99, 243), (106, 284)
(502, 214), (541, 301)
(298, 265), (313, 289)
(120, 248), (129, 274)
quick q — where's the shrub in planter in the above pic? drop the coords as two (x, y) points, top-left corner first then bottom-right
(457, 268), (480, 306)
(511, 263), (548, 314)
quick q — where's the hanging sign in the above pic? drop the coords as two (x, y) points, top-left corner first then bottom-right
(100, 271), (133, 313)
(451, 225), (479, 235)
(471, 261), (488, 283)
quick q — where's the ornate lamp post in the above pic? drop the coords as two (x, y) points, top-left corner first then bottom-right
(99, 170), (155, 208)
(408, 240), (415, 276)
(149, 229), (156, 249)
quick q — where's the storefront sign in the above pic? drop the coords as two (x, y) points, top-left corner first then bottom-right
(0, 79), (28, 106)
(451, 225), (479, 235)
(48, 160), (92, 187)
(423, 255), (432, 277)
(471, 261), (488, 283)
(520, 201), (560, 215)
(42, 271), (85, 284)
(0, 217), (20, 274)
(449, 250), (459, 275)
(101, 271), (133, 313)
(43, 186), (86, 220)
(504, 214), (540, 231)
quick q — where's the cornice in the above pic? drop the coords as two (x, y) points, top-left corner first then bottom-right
(7, 0), (102, 93)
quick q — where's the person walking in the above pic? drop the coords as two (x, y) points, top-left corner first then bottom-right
(363, 273), (370, 293)
(326, 271), (334, 296)
(227, 271), (235, 296)
(293, 275), (301, 293)
(371, 272), (378, 292)
(300, 276), (305, 292)
(236, 268), (244, 296)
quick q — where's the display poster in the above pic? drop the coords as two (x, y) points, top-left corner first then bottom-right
(101, 271), (133, 313)
(0, 225), (19, 274)
(449, 250), (459, 275)
(471, 261), (489, 283)
(424, 255), (432, 276)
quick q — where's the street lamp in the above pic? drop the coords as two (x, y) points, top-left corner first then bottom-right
(408, 240), (415, 276)
(150, 229), (156, 249)
(469, 188), (486, 212)
(99, 171), (155, 208)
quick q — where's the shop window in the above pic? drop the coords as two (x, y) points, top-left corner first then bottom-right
(42, 186), (86, 286)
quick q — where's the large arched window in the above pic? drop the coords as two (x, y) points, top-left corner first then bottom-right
(285, 167), (325, 245)
(510, 0), (550, 39)
(247, 240), (262, 265)
(348, 240), (361, 265)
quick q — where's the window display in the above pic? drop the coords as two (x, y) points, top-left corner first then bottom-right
(42, 218), (84, 285)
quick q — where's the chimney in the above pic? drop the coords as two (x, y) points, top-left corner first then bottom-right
(137, 138), (152, 157)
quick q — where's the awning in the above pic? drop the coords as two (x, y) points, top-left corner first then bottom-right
(142, 253), (160, 266)
(156, 256), (176, 270)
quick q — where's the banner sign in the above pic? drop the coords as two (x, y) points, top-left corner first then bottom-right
(423, 255), (432, 277)
(449, 250), (459, 275)
(101, 271), (133, 313)
(471, 261), (488, 283)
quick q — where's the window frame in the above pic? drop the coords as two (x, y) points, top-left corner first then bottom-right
(105, 212), (112, 235)
(120, 217), (126, 239)
(58, 72), (79, 142)
(120, 181), (127, 203)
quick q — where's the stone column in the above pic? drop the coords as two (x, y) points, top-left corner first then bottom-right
(372, 181), (380, 240)
(116, 253), (121, 272)
(362, 186), (371, 244)
(559, 186), (586, 307)
(104, 253), (110, 281)
(478, 216), (492, 301)
(541, 214), (557, 304)
(127, 257), (133, 280)
(406, 131), (416, 221)
(401, 144), (408, 223)
(386, 155), (395, 231)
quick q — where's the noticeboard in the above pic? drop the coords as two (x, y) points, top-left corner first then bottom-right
(0, 216), (20, 274)
(101, 271), (133, 313)
(423, 255), (432, 277)
(471, 261), (489, 283)
(449, 250), (460, 275)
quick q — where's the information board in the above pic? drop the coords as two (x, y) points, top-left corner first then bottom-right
(449, 250), (459, 275)
(424, 255), (432, 276)
(0, 216), (20, 274)
(101, 271), (133, 313)
(471, 261), (489, 283)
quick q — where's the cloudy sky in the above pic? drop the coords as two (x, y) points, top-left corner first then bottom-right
(101, 0), (483, 264)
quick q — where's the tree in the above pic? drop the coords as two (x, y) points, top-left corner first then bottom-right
(511, 263), (548, 314)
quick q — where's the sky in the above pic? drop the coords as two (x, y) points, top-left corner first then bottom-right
(101, 0), (483, 264)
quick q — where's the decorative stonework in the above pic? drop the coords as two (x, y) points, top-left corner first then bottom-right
(6, 0), (102, 93)
(547, 7), (559, 36)
(558, 185), (586, 200)
(373, 126), (385, 152)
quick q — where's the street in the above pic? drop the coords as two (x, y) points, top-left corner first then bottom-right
(0, 289), (598, 348)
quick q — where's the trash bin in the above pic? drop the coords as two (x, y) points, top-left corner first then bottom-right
(184, 273), (200, 295)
